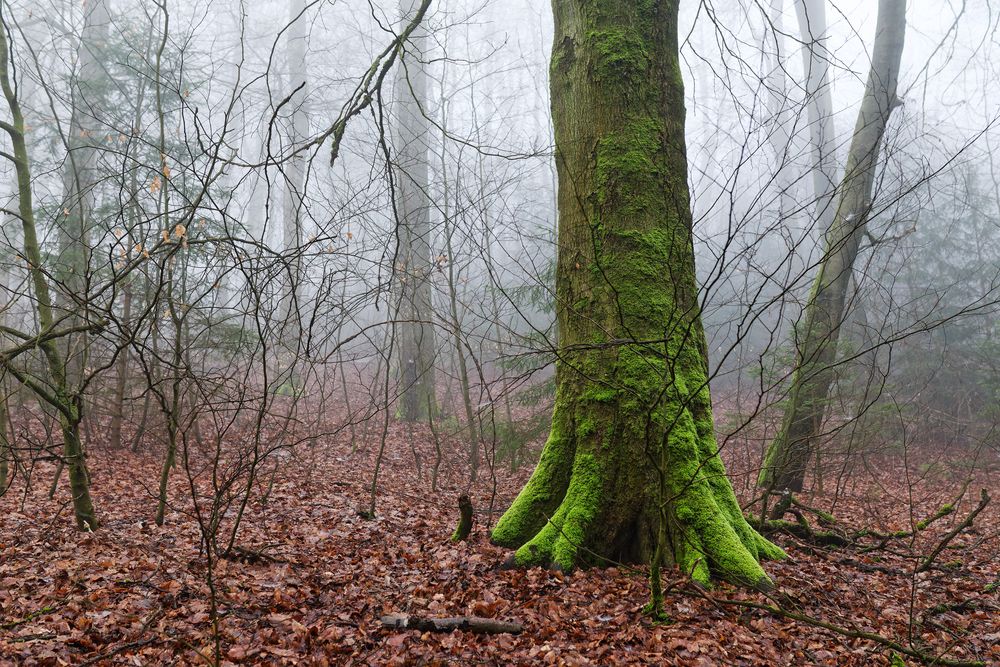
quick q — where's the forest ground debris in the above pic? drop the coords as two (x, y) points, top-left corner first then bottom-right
(0, 427), (996, 665)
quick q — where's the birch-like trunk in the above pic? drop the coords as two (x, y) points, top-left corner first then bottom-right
(795, 0), (838, 234)
(57, 0), (110, 396)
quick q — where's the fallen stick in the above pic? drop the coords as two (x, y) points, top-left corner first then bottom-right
(380, 613), (522, 635)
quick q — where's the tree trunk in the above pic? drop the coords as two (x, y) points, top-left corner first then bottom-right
(109, 273), (132, 450)
(57, 0), (110, 401)
(795, 0), (838, 235)
(0, 13), (98, 530)
(0, 378), (9, 492)
(760, 0), (906, 496)
(279, 0), (309, 389)
(764, 0), (796, 224)
(491, 0), (783, 587)
(393, 0), (437, 423)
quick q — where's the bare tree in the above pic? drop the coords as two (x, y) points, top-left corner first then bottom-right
(0, 6), (99, 530)
(760, 0), (907, 504)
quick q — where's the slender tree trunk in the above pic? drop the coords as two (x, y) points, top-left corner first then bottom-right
(764, 0), (796, 224)
(435, 69), (479, 482)
(760, 0), (907, 496)
(155, 262), (184, 526)
(279, 0), (309, 390)
(445, 220), (479, 483)
(492, 0), (782, 586)
(152, 12), (181, 527)
(57, 0), (110, 409)
(0, 14), (98, 529)
(393, 0), (437, 423)
(0, 378), (9, 492)
(109, 274), (132, 450)
(111, 47), (153, 451)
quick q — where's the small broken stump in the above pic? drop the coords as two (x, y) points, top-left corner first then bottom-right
(451, 494), (474, 542)
(380, 614), (522, 635)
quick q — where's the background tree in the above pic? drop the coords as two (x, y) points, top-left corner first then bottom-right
(392, 0), (438, 424)
(760, 0), (907, 502)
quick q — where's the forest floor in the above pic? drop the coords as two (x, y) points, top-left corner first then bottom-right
(0, 424), (998, 666)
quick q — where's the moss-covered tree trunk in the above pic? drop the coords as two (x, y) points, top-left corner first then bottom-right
(759, 0), (906, 497)
(491, 0), (782, 587)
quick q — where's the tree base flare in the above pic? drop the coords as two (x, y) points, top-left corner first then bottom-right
(492, 424), (784, 589)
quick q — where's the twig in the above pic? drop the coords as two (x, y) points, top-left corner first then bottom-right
(684, 585), (984, 667)
(7, 632), (56, 643)
(0, 599), (66, 629)
(79, 637), (159, 666)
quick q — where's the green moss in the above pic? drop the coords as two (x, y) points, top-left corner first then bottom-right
(593, 118), (662, 213)
(587, 28), (650, 84)
(758, 431), (784, 488)
(512, 500), (566, 566)
(512, 453), (603, 570)
(917, 502), (954, 530)
(660, 366), (784, 587)
(492, 398), (575, 548)
(576, 416), (597, 439)
(556, 454), (604, 564)
(581, 384), (618, 403)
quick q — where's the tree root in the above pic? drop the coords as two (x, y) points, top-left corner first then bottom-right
(748, 511), (849, 548)
(916, 488), (990, 574)
(854, 482), (972, 551)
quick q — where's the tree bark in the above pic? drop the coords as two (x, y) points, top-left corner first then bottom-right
(451, 494), (473, 542)
(393, 0), (437, 423)
(760, 0), (906, 495)
(491, 0), (783, 587)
